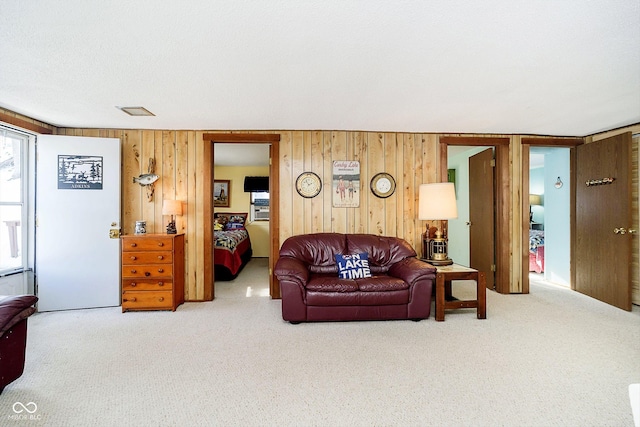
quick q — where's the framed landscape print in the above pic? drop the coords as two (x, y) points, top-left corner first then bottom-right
(214, 180), (230, 207)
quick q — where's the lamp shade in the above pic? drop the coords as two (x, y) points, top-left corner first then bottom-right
(529, 194), (542, 206)
(162, 200), (183, 216)
(418, 183), (458, 220)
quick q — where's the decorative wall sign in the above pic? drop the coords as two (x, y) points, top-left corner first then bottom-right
(57, 155), (103, 189)
(333, 160), (360, 208)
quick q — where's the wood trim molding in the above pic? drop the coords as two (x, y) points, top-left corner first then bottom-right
(522, 137), (583, 146)
(0, 111), (54, 134)
(440, 136), (510, 146)
(203, 133), (280, 143)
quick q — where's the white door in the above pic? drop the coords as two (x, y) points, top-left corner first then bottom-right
(36, 135), (121, 311)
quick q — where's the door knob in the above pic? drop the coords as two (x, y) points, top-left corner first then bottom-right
(629, 229), (638, 235)
(614, 228), (627, 234)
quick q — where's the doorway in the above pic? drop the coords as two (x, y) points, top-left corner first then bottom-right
(447, 146), (494, 286)
(440, 136), (510, 293)
(527, 147), (571, 288)
(203, 133), (281, 300)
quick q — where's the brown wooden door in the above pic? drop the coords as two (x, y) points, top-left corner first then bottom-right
(469, 148), (495, 290)
(575, 132), (632, 310)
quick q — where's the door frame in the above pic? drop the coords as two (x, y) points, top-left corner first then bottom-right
(521, 137), (583, 293)
(202, 133), (281, 299)
(440, 136), (510, 293)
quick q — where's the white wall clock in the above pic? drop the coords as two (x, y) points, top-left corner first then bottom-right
(370, 172), (396, 198)
(296, 172), (322, 198)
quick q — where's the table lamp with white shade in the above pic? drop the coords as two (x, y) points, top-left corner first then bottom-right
(418, 182), (458, 265)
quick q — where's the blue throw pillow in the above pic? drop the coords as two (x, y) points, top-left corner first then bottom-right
(335, 253), (372, 279)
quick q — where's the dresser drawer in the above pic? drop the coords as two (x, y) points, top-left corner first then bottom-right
(122, 236), (174, 251)
(122, 251), (173, 265)
(122, 279), (173, 291)
(122, 265), (173, 279)
(122, 290), (173, 311)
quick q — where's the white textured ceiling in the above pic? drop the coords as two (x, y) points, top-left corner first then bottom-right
(1, 1), (639, 136)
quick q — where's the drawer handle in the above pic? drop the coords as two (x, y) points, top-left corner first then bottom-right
(157, 269), (164, 273)
(158, 255), (164, 260)
(130, 282), (137, 287)
(158, 242), (164, 247)
(145, 272), (151, 277)
(158, 282), (164, 287)
(130, 269), (137, 274)
(158, 297), (164, 302)
(130, 243), (137, 247)
(124, 297), (137, 302)
(130, 256), (137, 260)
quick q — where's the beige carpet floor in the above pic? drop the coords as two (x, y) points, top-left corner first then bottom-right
(1, 258), (639, 426)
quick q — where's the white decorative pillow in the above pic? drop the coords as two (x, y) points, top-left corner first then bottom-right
(335, 253), (372, 279)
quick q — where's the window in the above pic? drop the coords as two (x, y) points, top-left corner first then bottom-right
(0, 127), (29, 275)
(250, 192), (270, 221)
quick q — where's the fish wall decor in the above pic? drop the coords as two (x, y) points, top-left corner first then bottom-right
(133, 173), (159, 186)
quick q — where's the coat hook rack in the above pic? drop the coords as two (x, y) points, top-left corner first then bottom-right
(585, 177), (615, 187)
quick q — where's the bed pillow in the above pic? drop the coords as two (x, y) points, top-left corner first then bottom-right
(215, 213), (248, 230)
(335, 253), (372, 279)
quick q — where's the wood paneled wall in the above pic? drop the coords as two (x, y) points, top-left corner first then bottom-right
(55, 128), (445, 301)
(277, 131), (439, 247)
(46, 124), (640, 306)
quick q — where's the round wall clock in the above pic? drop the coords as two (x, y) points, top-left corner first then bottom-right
(370, 172), (396, 198)
(296, 172), (322, 198)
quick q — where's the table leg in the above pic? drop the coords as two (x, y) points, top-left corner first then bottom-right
(436, 273), (445, 321)
(477, 271), (486, 319)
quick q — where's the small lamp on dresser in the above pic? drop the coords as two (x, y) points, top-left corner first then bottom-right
(419, 182), (458, 266)
(162, 200), (183, 234)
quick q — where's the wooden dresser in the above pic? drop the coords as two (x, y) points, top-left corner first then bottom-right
(121, 233), (185, 312)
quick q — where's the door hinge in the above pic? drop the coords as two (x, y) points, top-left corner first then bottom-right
(268, 268), (272, 276)
(491, 264), (496, 272)
(490, 159), (496, 167)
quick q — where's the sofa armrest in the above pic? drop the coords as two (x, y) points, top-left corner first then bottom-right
(388, 257), (436, 285)
(274, 256), (310, 286)
(0, 295), (38, 338)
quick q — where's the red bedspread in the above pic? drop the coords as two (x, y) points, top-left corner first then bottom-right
(214, 229), (251, 276)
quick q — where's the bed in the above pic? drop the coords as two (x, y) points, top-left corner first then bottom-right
(213, 212), (253, 281)
(529, 229), (545, 273)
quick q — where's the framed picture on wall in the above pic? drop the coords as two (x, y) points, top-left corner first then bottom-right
(332, 160), (360, 208)
(214, 180), (230, 207)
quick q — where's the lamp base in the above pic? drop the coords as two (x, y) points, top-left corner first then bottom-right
(166, 220), (177, 234)
(423, 258), (454, 266)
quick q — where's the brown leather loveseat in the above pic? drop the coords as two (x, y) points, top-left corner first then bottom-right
(274, 233), (436, 323)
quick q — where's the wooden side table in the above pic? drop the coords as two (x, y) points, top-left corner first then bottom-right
(434, 264), (486, 321)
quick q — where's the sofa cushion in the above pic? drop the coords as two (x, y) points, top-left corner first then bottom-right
(356, 276), (408, 292)
(306, 276), (359, 293)
(279, 233), (347, 273)
(335, 253), (372, 279)
(306, 289), (410, 306)
(346, 234), (417, 273)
